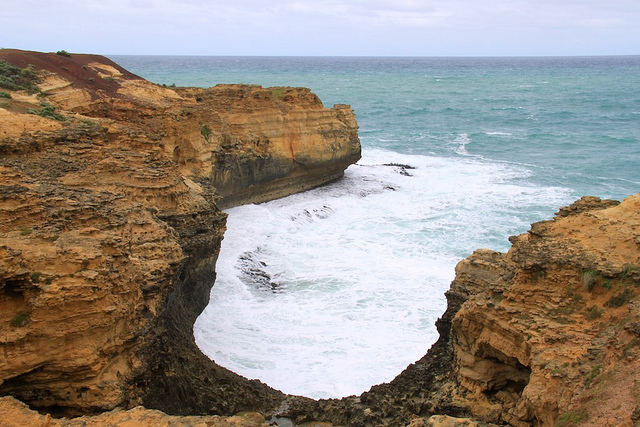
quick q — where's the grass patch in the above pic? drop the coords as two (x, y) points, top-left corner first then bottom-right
(0, 60), (40, 93)
(19, 226), (32, 236)
(585, 365), (601, 388)
(583, 270), (597, 291)
(491, 292), (504, 303)
(623, 264), (640, 276)
(0, 91), (11, 99)
(30, 272), (40, 284)
(584, 306), (603, 320)
(556, 409), (588, 427)
(270, 87), (287, 98)
(623, 338), (640, 358)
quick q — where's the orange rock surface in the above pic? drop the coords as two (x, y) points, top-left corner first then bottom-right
(449, 195), (640, 426)
(1, 50), (639, 427)
(0, 49), (359, 416)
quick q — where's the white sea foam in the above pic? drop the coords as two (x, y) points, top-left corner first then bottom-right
(194, 149), (572, 399)
(450, 133), (472, 156)
(485, 131), (514, 136)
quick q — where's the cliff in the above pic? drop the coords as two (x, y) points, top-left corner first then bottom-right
(276, 195), (640, 427)
(2, 50), (639, 427)
(0, 49), (359, 417)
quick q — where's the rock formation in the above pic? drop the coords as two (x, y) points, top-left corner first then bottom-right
(2, 50), (639, 427)
(0, 49), (359, 417)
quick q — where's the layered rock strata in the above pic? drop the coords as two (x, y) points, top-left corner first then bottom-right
(0, 49), (359, 416)
(273, 196), (640, 426)
(2, 49), (639, 427)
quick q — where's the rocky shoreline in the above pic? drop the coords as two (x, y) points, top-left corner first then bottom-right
(1, 50), (639, 427)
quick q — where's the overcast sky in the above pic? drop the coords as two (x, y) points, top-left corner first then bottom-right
(2, 0), (639, 56)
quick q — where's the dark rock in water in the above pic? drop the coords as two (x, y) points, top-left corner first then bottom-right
(383, 162), (416, 176)
(238, 250), (283, 292)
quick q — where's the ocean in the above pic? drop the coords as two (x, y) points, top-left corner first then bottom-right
(111, 55), (640, 398)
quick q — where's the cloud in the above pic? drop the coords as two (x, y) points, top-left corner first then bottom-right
(1, 0), (639, 55)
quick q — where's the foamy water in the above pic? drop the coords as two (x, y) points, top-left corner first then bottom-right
(111, 54), (639, 399)
(194, 148), (572, 398)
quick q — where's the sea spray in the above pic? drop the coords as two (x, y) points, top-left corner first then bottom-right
(194, 148), (572, 398)
(112, 54), (640, 398)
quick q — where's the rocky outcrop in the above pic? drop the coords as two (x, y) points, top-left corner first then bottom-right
(448, 195), (640, 426)
(1, 49), (639, 427)
(0, 396), (270, 427)
(0, 49), (359, 416)
(272, 196), (640, 427)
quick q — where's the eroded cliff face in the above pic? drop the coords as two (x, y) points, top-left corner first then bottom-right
(448, 195), (640, 426)
(0, 49), (359, 416)
(274, 196), (640, 427)
(2, 49), (639, 427)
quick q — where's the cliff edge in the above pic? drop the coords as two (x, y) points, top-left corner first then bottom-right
(0, 49), (359, 417)
(1, 50), (639, 427)
(276, 195), (640, 426)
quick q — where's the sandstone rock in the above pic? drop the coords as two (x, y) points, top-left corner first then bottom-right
(2, 49), (639, 427)
(0, 49), (358, 416)
(450, 194), (640, 426)
(0, 396), (269, 426)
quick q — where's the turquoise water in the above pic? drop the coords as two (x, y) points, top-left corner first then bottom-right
(112, 55), (640, 201)
(111, 56), (640, 398)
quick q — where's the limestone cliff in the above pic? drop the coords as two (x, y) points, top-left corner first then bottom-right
(271, 196), (640, 427)
(2, 49), (639, 427)
(448, 195), (640, 426)
(0, 49), (359, 416)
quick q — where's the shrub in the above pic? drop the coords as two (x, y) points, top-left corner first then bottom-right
(0, 91), (11, 99)
(200, 125), (212, 142)
(10, 313), (29, 327)
(584, 305), (603, 320)
(605, 288), (636, 308)
(556, 409), (588, 426)
(28, 103), (66, 121)
(56, 50), (71, 57)
(0, 60), (40, 93)
(31, 272), (40, 284)
(271, 87), (286, 98)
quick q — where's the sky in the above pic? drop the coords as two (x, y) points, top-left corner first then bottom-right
(2, 0), (640, 56)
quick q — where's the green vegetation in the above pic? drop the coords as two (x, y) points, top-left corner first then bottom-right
(584, 305), (603, 320)
(556, 409), (588, 427)
(270, 87), (287, 98)
(0, 91), (11, 99)
(623, 337), (640, 358)
(623, 264), (640, 276)
(200, 124), (212, 142)
(583, 270), (597, 291)
(10, 313), (29, 327)
(604, 287), (635, 308)
(56, 50), (71, 57)
(0, 60), (39, 93)
(585, 364), (601, 387)
(19, 226), (32, 236)
(30, 272), (40, 284)
(491, 292), (504, 302)
(28, 103), (66, 121)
